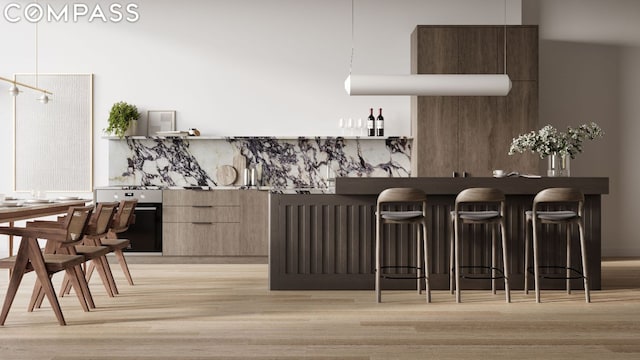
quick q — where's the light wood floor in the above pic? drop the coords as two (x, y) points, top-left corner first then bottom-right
(1, 259), (640, 360)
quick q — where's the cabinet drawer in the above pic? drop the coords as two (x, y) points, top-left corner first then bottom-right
(163, 206), (240, 223)
(162, 190), (239, 206)
(163, 223), (240, 256)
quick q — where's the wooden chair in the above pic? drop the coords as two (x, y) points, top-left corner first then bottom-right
(375, 188), (430, 303)
(524, 188), (590, 303)
(50, 202), (120, 301)
(0, 205), (94, 325)
(86, 199), (137, 289)
(450, 188), (510, 303)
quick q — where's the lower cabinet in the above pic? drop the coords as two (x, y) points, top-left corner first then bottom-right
(162, 189), (268, 256)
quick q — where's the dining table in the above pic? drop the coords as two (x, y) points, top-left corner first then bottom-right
(1, 199), (89, 256)
(0, 199), (91, 325)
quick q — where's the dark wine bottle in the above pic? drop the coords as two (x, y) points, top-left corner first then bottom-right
(367, 108), (375, 136)
(376, 108), (384, 137)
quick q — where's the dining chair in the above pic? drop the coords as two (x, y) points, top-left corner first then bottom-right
(44, 202), (120, 302)
(85, 199), (138, 290)
(375, 188), (430, 303)
(0, 205), (94, 325)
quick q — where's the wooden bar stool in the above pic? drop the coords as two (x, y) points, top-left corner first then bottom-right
(450, 188), (510, 303)
(524, 188), (590, 303)
(375, 188), (430, 303)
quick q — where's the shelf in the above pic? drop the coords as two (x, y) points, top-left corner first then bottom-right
(103, 135), (412, 140)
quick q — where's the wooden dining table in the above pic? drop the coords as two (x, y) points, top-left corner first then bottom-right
(1, 199), (89, 256)
(0, 199), (90, 325)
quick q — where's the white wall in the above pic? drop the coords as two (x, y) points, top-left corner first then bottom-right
(0, 0), (520, 191)
(525, 0), (640, 256)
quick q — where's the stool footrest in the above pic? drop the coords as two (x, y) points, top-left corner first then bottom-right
(378, 265), (426, 280)
(528, 266), (586, 280)
(456, 265), (506, 280)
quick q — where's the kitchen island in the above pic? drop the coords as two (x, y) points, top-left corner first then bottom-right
(269, 177), (609, 291)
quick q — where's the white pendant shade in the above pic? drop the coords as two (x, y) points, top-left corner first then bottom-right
(344, 74), (512, 96)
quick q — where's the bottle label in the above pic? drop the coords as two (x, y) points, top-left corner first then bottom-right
(367, 119), (374, 128)
(376, 120), (384, 128)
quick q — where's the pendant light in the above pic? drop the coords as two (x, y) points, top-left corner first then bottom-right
(1, 14), (52, 101)
(344, 0), (511, 97)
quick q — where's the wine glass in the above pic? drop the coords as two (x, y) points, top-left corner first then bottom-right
(356, 118), (363, 136)
(346, 118), (353, 136)
(338, 118), (344, 136)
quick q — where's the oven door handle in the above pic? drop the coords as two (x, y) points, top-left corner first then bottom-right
(134, 207), (158, 211)
(192, 205), (213, 208)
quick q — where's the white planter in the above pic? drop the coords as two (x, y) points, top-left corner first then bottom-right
(123, 120), (138, 137)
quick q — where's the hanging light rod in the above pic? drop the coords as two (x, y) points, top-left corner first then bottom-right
(0, 75), (53, 96)
(345, 74), (511, 96)
(344, 0), (511, 97)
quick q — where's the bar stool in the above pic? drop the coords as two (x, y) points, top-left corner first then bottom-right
(524, 188), (589, 303)
(450, 188), (510, 303)
(375, 188), (430, 303)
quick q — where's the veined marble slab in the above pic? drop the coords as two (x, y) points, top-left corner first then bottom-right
(108, 137), (411, 189)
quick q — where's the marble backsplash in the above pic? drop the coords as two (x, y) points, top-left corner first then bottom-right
(108, 137), (411, 189)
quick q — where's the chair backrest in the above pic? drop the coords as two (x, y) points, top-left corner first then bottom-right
(61, 205), (94, 243)
(533, 187), (584, 215)
(110, 199), (138, 234)
(87, 202), (119, 237)
(377, 188), (426, 205)
(455, 187), (505, 213)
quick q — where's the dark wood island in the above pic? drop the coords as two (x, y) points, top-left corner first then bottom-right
(269, 177), (609, 291)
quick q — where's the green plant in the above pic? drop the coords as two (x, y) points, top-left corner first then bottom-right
(105, 101), (140, 138)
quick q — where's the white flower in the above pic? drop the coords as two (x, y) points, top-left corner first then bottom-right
(508, 122), (604, 159)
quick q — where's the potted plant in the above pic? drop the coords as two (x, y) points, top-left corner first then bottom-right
(105, 101), (140, 138)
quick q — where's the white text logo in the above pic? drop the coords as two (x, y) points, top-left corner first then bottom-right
(3, 2), (140, 23)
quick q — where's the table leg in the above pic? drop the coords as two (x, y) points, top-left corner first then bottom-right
(8, 221), (14, 257)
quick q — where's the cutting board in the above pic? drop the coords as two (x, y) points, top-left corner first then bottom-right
(216, 165), (237, 186)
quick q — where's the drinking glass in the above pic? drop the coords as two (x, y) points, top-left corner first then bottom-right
(346, 118), (353, 136)
(338, 118), (345, 136)
(356, 118), (363, 136)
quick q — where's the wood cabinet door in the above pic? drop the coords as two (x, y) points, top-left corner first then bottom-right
(413, 96), (459, 177)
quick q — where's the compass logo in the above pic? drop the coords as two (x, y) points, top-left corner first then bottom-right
(3, 2), (140, 23)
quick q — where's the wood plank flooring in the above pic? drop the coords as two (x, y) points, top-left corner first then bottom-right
(1, 259), (640, 359)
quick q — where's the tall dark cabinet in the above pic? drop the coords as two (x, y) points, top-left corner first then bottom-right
(411, 25), (539, 177)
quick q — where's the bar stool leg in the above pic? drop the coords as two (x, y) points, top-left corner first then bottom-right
(454, 217), (462, 303)
(566, 225), (572, 295)
(532, 218), (541, 303)
(491, 225), (497, 295)
(423, 222), (431, 303)
(375, 211), (382, 303)
(524, 215), (530, 295)
(578, 221), (590, 303)
(500, 220), (511, 303)
(416, 225), (422, 295)
(449, 216), (455, 295)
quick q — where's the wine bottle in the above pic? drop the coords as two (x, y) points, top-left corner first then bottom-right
(367, 108), (375, 136)
(376, 108), (384, 137)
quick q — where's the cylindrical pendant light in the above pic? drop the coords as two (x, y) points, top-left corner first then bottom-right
(344, 74), (512, 96)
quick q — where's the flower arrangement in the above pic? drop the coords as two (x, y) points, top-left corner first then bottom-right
(508, 122), (604, 159)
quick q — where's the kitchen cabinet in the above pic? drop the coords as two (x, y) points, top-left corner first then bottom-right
(162, 189), (267, 256)
(411, 25), (539, 177)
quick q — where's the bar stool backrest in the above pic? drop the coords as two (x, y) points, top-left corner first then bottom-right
(454, 187), (505, 213)
(533, 187), (584, 206)
(378, 188), (426, 203)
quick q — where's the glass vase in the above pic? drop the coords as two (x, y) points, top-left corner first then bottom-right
(547, 153), (570, 177)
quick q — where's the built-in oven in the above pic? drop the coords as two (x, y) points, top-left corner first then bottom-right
(94, 186), (163, 253)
